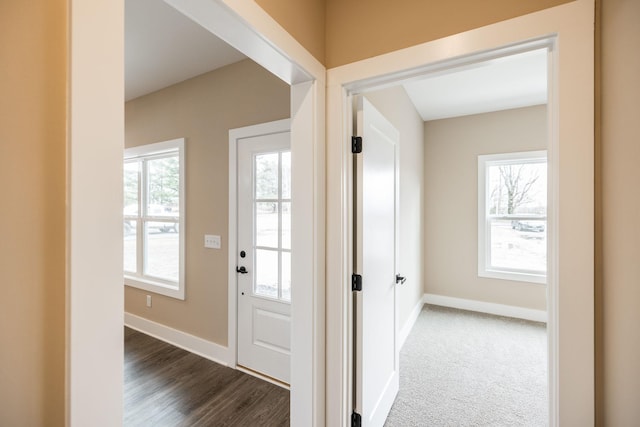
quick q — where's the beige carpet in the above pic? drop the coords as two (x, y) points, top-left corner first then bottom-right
(384, 304), (547, 426)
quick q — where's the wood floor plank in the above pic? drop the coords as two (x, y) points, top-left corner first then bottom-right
(124, 327), (290, 426)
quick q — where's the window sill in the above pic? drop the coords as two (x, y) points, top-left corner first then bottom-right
(478, 269), (546, 285)
(124, 275), (185, 300)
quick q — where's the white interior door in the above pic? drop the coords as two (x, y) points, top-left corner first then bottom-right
(354, 97), (400, 426)
(237, 130), (291, 384)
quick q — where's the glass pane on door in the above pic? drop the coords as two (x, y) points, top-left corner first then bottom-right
(255, 249), (278, 298)
(256, 202), (278, 248)
(255, 153), (279, 199)
(282, 202), (291, 250)
(281, 251), (291, 301)
(282, 151), (291, 199)
(253, 150), (292, 302)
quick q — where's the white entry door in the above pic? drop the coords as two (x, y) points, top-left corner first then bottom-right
(354, 97), (400, 426)
(237, 129), (291, 384)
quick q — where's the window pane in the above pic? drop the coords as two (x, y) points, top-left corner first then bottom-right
(281, 251), (291, 302)
(488, 162), (547, 216)
(282, 202), (291, 250)
(255, 249), (278, 298)
(256, 202), (278, 248)
(124, 162), (139, 215)
(144, 221), (179, 282)
(282, 151), (291, 199)
(124, 220), (137, 273)
(147, 155), (180, 217)
(490, 219), (546, 272)
(255, 153), (279, 199)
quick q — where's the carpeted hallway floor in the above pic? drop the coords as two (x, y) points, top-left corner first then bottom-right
(385, 304), (547, 426)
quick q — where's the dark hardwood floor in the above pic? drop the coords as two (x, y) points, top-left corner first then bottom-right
(124, 327), (290, 426)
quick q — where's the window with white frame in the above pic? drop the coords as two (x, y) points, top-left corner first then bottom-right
(478, 150), (547, 284)
(123, 138), (185, 299)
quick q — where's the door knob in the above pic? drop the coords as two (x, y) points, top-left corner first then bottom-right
(395, 274), (406, 284)
(236, 266), (248, 274)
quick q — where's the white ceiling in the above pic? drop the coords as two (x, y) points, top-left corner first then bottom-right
(126, 2), (546, 119)
(403, 49), (548, 121)
(125, 0), (246, 101)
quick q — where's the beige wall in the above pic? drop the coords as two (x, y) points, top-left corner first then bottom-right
(125, 59), (290, 345)
(255, 0), (325, 64)
(424, 106), (547, 311)
(365, 87), (425, 329)
(599, 0), (640, 424)
(0, 2), (67, 426)
(324, 0), (572, 68)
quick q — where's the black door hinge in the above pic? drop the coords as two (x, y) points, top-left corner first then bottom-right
(352, 274), (362, 292)
(352, 136), (363, 154)
(351, 411), (362, 427)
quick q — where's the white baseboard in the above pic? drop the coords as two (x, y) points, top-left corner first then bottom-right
(235, 365), (290, 390)
(125, 313), (230, 366)
(399, 297), (425, 350)
(423, 293), (547, 323)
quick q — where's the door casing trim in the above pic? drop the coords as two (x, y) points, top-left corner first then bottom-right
(326, 1), (594, 425)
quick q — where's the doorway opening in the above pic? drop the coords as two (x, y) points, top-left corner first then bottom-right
(348, 42), (554, 426)
(122, 0), (323, 424)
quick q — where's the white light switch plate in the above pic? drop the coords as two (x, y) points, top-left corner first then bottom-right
(204, 234), (221, 249)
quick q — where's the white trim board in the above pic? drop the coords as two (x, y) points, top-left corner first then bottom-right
(423, 294), (547, 323)
(124, 313), (230, 366)
(165, 0), (317, 85)
(236, 365), (291, 390)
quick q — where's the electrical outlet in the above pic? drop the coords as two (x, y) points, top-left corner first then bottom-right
(204, 234), (221, 249)
(146, 295), (152, 308)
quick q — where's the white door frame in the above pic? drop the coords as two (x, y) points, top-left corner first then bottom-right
(326, 1), (594, 426)
(68, 0), (325, 425)
(228, 118), (292, 385)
